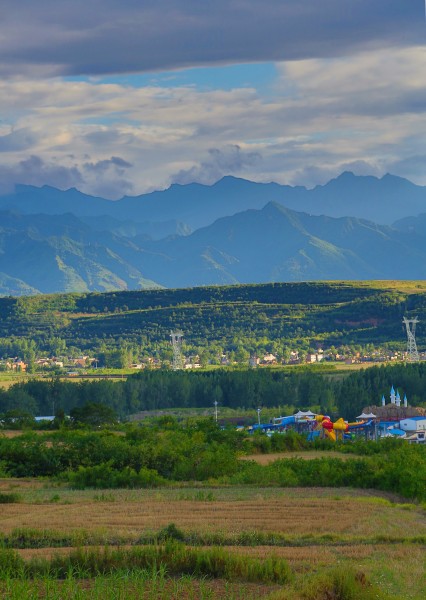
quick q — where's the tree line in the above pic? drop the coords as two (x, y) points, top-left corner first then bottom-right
(1, 362), (426, 422)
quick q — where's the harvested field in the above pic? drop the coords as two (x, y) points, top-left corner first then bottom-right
(0, 489), (424, 539)
(0, 481), (423, 600)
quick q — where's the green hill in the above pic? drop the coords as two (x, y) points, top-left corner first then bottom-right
(1, 281), (425, 359)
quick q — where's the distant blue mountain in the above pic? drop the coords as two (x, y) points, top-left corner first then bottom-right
(1, 172), (425, 228)
(1, 202), (426, 294)
(135, 202), (426, 287)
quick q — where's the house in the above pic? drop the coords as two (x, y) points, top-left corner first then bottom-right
(262, 353), (277, 364)
(7, 359), (27, 372)
(71, 356), (90, 368)
(36, 358), (51, 367)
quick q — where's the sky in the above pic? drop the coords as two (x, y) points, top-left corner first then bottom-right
(0, 0), (425, 198)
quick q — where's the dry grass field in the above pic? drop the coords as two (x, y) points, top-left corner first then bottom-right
(0, 481), (424, 598)
(0, 486), (426, 600)
(241, 451), (358, 463)
(0, 486), (424, 539)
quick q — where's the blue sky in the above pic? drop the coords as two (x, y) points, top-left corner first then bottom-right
(70, 63), (279, 93)
(0, 1), (425, 198)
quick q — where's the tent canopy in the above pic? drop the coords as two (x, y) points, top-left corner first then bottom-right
(294, 410), (317, 419)
(356, 412), (377, 419)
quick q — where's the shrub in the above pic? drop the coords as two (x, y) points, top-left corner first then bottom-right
(67, 463), (166, 489)
(0, 493), (22, 504)
(292, 566), (392, 600)
(157, 523), (185, 542)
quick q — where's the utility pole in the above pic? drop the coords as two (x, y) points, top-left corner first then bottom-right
(214, 400), (218, 423)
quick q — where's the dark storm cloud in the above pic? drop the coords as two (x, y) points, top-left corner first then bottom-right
(0, 0), (423, 76)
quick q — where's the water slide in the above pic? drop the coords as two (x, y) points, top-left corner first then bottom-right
(277, 416), (296, 427)
(251, 415), (296, 432)
(347, 420), (373, 431)
(316, 415), (372, 442)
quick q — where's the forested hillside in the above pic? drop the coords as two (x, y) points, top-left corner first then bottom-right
(0, 281), (425, 363)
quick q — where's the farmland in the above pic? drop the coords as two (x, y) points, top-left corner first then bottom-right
(0, 481), (424, 599)
(0, 422), (423, 599)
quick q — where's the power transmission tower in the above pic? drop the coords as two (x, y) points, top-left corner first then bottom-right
(170, 331), (184, 370)
(403, 317), (420, 362)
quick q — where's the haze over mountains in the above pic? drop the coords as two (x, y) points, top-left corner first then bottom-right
(1, 172), (426, 295)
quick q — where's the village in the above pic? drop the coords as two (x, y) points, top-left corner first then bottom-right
(0, 345), (424, 375)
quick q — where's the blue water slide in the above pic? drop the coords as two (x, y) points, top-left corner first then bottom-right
(275, 416), (296, 426)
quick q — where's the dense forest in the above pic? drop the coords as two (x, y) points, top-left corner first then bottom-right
(2, 362), (426, 421)
(0, 281), (425, 365)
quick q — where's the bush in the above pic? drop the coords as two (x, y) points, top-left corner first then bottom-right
(0, 493), (22, 504)
(157, 523), (185, 542)
(67, 463), (167, 489)
(291, 566), (392, 600)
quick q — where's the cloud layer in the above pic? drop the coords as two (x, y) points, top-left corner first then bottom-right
(0, 1), (424, 77)
(0, 2), (425, 197)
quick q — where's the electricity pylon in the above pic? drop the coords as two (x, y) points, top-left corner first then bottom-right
(403, 317), (419, 362)
(170, 331), (184, 370)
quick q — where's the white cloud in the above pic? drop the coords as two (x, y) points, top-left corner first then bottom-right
(0, 45), (426, 197)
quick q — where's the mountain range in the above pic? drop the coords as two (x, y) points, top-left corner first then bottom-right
(1, 172), (426, 229)
(1, 172), (426, 294)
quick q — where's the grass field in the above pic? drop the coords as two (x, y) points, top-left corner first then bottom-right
(0, 481), (423, 599)
(241, 451), (359, 463)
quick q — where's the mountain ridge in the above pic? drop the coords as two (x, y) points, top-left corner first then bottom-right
(1, 201), (426, 294)
(2, 171), (426, 228)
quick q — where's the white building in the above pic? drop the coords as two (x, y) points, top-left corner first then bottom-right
(399, 417), (426, 432)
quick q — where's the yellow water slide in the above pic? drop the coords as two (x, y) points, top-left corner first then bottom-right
(323, 428), (336, 442)
(316, 415), (349, 442)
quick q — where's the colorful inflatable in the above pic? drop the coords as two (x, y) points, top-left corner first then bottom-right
(315, 415), (369, 442)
